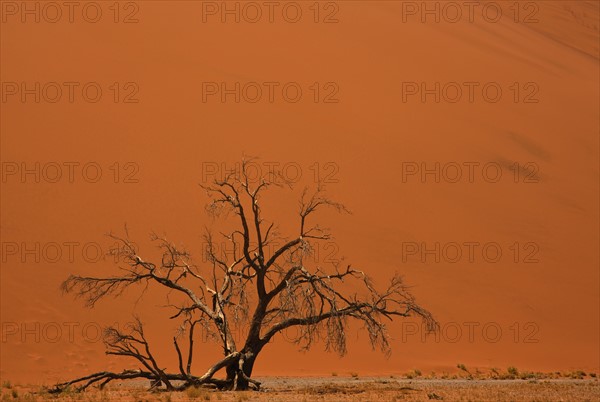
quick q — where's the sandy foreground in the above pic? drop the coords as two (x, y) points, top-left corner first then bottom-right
(2, 377), (599, 402)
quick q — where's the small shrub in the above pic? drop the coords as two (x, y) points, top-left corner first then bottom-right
(567, 370), (586, 379)
(507, 366), (519, 378)
(519, 371), (537, 380)
(331, 372), (338, 377)
(1, 382), (10, 389)
(350, 372), (359, 378)
(456, 364), (472, 379)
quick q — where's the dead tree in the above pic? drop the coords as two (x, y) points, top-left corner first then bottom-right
(53, 158), (436, 393)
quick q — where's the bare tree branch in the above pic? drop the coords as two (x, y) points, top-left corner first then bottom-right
(56, 158), (436, 393)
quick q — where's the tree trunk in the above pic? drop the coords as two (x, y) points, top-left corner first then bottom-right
(225, 348), (259, 390)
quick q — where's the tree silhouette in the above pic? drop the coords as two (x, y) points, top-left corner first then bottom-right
(52, 158), (436, 392)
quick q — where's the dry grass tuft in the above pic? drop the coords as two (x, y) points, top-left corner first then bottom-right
(186, 386), (212, 400)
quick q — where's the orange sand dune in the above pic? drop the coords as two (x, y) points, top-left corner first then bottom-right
(1, 1), (598, 384)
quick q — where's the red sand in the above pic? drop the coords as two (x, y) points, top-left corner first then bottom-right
(1, 0), (598, 384)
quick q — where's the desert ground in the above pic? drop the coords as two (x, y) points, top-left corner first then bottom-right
(2, 376), (599, 402)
